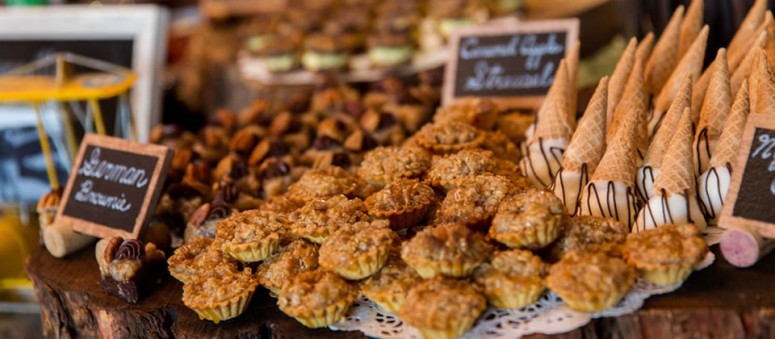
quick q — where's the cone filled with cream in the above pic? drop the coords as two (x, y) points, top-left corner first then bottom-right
(520, 60), (573, 187)
(552, 77), (608, 214)
(699, 80), (750, 224)
(579, 92), (640, 230)
(651, 25), (708, 136)
(693, 48), (731, 177)
(635, 107), (707, 232)
(645, 6), (684, 95)
(636, 76), (692, 202)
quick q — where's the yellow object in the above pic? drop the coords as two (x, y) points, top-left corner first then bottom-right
(0, 207), (39, 280)
(0, 52), (137, 190)
(32, 102), (59, 190)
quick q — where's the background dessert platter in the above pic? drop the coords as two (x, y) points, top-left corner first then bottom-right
(23, 0), (775, 338)
(237, 0), (515, 85)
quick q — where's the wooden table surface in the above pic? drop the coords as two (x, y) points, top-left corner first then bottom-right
(24, 244), (775, 339)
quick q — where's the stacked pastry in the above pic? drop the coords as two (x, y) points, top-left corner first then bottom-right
(165, 84), (711, 339)
(241, 0), (519, 73)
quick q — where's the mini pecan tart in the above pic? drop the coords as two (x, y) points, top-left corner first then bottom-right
(433, 97), (499, 130)
(277, 269), (357, 328)
(182, 268), (259, 324)
(414, 121), (484, 155)
(290, 195), (371, 244)
(257, 239), (319, 295)
(168, 237), (240, 283)
(361, 255), (422, 314)
(319, 220), (398, 280)
(438, 174), (515, 231)
(623, 223), (707, 285)
(426, 149), (498, 191)
(365, 178), (435, 230)
(549, 216), (628, 260)
(216, 210), (287, 262)
(286, 167), (361, 203)
(401, 223), (491, 279)
(473, 250), (547, 309)
(489, 189), (565, 249)
(356, 146), (431, 188)
(399, 277), (486, 339)
(546, 249), (636, 312)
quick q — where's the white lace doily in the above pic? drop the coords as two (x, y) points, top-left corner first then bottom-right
(331, 252), (715, 338)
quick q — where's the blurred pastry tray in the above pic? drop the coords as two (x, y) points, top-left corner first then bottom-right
(0, 278), (39, 314)
(238, 47), (450, 85)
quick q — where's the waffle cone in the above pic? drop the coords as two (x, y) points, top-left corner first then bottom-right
(750, 49), (775, 117)
(637, 32), (655, 63)
(533, 59), (572, 141)
(697, 49), (731, 140)
(563, 77), (608, 173)
(593, 99), (640, 185)
(679, 0), (704, 58)
(608, 38), (637, 125)
(607, 58), (648, 158)
(653, 107), (695, 195)
(731, 30), (768, 99)
(654, 26), (708, 117)
(646, 76), (692, 167)
(711, 80), (750, 168)
(645, 6), (684, 95)
(689, 68), (710, 125)
(727, 0), (768, 71)
(654, 26), (708, 114)
(567, 42), (581, 129)
(764, 12), (775, 82)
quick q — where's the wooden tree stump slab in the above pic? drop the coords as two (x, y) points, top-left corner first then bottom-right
(25, 245), (775, 338)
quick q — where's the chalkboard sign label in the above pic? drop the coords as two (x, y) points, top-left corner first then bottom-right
(442, 18), (579, 109)
(56, 134), (172, 239)
(719, 115), (775, 238)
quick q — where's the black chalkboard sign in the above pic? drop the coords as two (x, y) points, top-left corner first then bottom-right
(56, 134), (172, 239)
(443, 19), (579, 109)
(720, 115), (775, 239)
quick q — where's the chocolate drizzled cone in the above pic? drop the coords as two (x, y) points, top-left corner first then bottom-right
(607, 58), (647, 159)
(694, 49), (731, 176)
(653, 107), (695, 195)
(731, 31), (768, 104)
(711, 80), (750, 168)
(636, 32), (654, 63)
(607, 38), (637, 125)
(697, 49), (732, 138)
(563, 77), (608, 174)
(566, 42), (581, 129)
(749, 49), (775, 117)
(646, 76), (692, 168)
(728, 0), (768, 71)
(654, 26), (708, 117)
(532, 59), (572, 142)
(593, 97), (639, 186)
(678, 0), (703, 58)
(645, 6), (684, 95)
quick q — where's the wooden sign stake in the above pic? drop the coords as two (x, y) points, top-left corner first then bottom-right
(718, 114), (775, 266)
